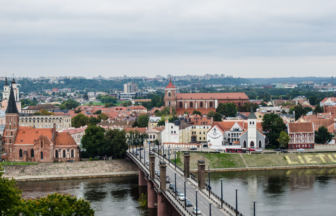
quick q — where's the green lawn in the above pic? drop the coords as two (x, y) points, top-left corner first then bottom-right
(0, 162), (38, 166)
(83, 102), (104, 106)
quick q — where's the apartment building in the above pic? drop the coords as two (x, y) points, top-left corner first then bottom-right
(19, 113), (72, 130)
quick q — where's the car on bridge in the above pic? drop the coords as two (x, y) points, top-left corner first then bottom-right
(190, 148), (197, 150)
(169, 183), (175, 190)
(146, 160), (149, 166)
(155, 171), (160, 177)
(192, 207), (201, 215)
(186, 200), (192, 207)
(175, 190), (182, 196)
(175, 147), (181, 150)
(166, 175), (170, 183)
(134, 152), (139, 156)
(178, 193), (186, 201)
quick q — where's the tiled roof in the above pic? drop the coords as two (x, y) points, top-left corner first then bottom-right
(175, 92), (249, 100)
(288, 122), (314, 133)
(15, 127), (53, 144)
(311, 119), (334, 131)
(165, 78), (176, 88)
(321, 97), (336, 103)
(124, 127), (147, 133)
(55, 132), (77, 146)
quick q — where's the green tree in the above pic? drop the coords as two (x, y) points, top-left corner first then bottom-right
(0, 165), (22, 215)
(97, 113), (109, 122)
(71, 113), (89, 128)
(60, 99), (80, 110)
(82, 125), (106, 157)
(216, 103), (238, 117)
(207, 111), (222, 121)
(137, 114), (149, 127)
(74, 107), (82, 113)
(105, 129), (128, 158)
(192, 110), (202, 116)
(278, 131), (290, 148)
(260, 101), (268, 107)
(88, 116), (99, 125)
(289, 104), (307, 120)
(315, 126), (334, 144)
(93, 110), (102, 114)
(169, 116), (179, 123)
(122, 101), (132, 107)
(313, 104), (324, 114)
(83, 92), (89, 100)
(262, 113), (287, 147)
(132, 120), (139, 127)
(13, 193), (94, 216)
(239, 102), (259, 112)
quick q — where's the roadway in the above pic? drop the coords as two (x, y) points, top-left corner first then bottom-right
(133, 147), (231, 216)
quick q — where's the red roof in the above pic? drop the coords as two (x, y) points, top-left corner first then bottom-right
(288, 122), (314, 133)
(15, 127), (53, 144)
(54, 132), (77, 146)
(124, 127), (147, 133)
(175, 108), (216, 115)
(165, 78), (176, 89)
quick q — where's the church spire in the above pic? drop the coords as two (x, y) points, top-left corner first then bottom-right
(4, 77), (8, 86)
(248, 106), (257, 119)
(6, 82), (19, 114)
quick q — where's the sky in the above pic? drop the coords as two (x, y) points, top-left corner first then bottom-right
(1, 0), (336, 78)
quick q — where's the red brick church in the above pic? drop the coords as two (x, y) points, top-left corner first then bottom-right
(164, 79), (249, 115)
(3, 82), (80, 162)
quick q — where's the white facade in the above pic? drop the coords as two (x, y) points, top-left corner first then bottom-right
(161, 120), (180, 143)
(207, 126), (224, 149)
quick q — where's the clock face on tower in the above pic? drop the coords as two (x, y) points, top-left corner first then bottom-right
(208, 127), (221, 139)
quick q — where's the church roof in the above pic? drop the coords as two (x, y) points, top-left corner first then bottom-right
(5, 83), (18, 114)
(248, 107), (257, 119)
(165, 78), (176, 89)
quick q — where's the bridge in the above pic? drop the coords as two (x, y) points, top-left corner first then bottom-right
(126, 147), (244, 216)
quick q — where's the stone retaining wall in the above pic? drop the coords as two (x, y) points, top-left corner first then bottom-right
(3, 159), (138, 177)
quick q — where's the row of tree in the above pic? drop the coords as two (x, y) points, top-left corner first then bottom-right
(72, 113), (109, 127)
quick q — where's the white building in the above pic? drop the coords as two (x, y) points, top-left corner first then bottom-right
(161, 119), (180, 143)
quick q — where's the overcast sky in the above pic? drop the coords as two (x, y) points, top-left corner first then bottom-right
(1, 0), (336, 78)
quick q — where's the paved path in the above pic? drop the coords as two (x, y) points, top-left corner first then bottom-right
(239, 153), (248, 168)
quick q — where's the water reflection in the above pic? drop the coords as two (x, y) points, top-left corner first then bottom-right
(209, 168), (336, 216)
(17, 176), (157, 216)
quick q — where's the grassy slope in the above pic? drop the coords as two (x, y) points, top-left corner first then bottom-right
(1, 162), (38, 166)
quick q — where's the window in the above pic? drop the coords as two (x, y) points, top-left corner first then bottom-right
(41, 141), (43, 148)
(63, 150), (66, 158)
(153, 135), (155, 139)
(168, 91), (171, 97)
(210, 102), (213, 107)
(71, 150), (74, 158)
(174, 131), (176, 134)
(203, 137), (205, 140)
(199, 132), (201, 134)
(171, 131), (173, 134)
(41, 152), (43, 160)
(55, 150), (58, 158)
(179, 102), (183, 108)
(31, 149), (34, 158)
(19, 149), (23, 158)
(200, 102), (203, 108)
(259, 141), (262, 148)
(190, 102), (193, 108)
(199, 137), (201, 140)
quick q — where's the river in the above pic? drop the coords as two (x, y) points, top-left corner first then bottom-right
(17, 168), (336, 216)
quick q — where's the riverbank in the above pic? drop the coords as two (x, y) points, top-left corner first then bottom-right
(174, 152), (336, 171)
(2, 159), (139, 181)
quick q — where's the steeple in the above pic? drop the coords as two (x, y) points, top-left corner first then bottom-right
(248, 107), (257, 119)
(4, 77), (8, 86)
(6, 82), (19, 114)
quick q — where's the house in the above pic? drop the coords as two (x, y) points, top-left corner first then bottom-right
(207, 109), (266, 150)
(148, 117), (161, 128)
(287, 122), (314, 149)
(320, 97), (336, 106)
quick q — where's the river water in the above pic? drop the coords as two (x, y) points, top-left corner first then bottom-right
(17, 168), (336, 216)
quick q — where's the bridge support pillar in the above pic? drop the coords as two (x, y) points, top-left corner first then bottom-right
(184, 152), (190, 178)
(139, 169), (146, 186)
(159, 161), (167, 191)
(149, 152), (155, 179)
(197, 160), (205, 190)
(157, 192), (170, 216)
(147, 180), (157, 208)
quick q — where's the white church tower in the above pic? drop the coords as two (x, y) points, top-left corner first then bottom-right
(2, 77), (10, 100)
(1, 77), (21, 112)
(247, 107), (257, 149)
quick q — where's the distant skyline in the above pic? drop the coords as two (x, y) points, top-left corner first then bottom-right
(1, 0), (336, 78)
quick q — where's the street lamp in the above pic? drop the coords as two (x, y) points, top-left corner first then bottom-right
(221, 180), (223, 209)
(175, 173), (177, 199)
(144, 147), (145, 164)
(195, 190), (198, 214)
(208, 166), (211, 198)
(209, 203), (212, 216)
(184, 180), (186, 210)
(168, 145), (170, 164)
(174, 150), (177, 170)
(235, 189), (238, 216)
(254, 201), (256, 216)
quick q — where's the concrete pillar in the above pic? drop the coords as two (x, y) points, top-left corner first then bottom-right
(197, 160), (205, 190)
(159, 161), (167, 191)
(147, 180), (157, 208)
(157, 192), (170, 216)
(139, 169), (147, 186)
(184, 152), (190, 178)
(149, 152), (155, 179)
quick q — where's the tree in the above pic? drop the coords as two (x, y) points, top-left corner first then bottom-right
(169, 116), (179, 123)
(132, 120), (139, 127)
(71, 113), (89, 128)
(88, 116), (99, 125)
(315, 126), (334, 144)
(122, 101), (132, 107)
(207, 111), (222, 121)
(81, 125), (106, 157)
(289, 104), (307, 120)
(260, 101), (268, 107)
(313, 104), (324, 114)
(137, 114), (149, 127)
(12, 193), (94, 216)
(278, 131), (290, 148)
(192, 110), (202, 116)
(96, 95), (117, 104)
(0, 165), (22, 215)
(281, 110), (286, 114)
(262, 113), (287, 147)
(97, 113), (109, 122)
(83, 92), (89, 100)
(74, 107), (82, 113)
(60, 99), (80, 110)
(105, 129), (128, 158)
(239, 102), (259, 112)
(93, 110), (102, 114)
(216, 103), (238, 117)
